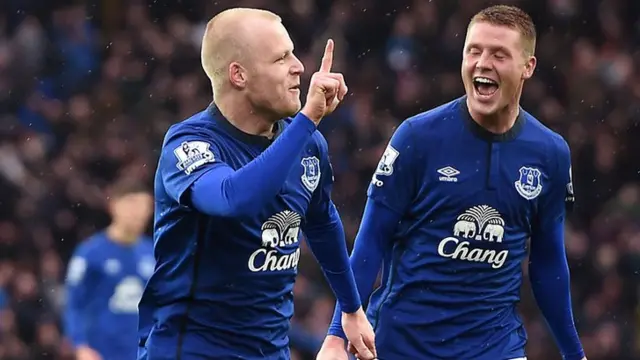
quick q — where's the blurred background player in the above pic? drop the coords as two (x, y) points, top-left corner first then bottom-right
(319, 5), (586, 360)
(137, 8), (376, 360)
(63, 179), (154, 360)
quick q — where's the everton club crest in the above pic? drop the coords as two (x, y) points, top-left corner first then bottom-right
(301, 156), (321, 192)
(515, 166), (543, 200)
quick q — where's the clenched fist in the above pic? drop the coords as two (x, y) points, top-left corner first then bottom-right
(300, 39), (348, 125)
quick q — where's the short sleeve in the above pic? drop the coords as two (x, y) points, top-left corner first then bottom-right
(65, 255), (89, 287)
(65, 242), (97, 287)
(64, 244), (96, 346)
(367, 120), (417, 215)
(159, 126), (226, 204)
(535, 137), (573, 230)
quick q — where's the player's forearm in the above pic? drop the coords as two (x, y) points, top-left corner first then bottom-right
(63, 308), (88, 347)
(529, 222), (585, 360)
(327, 199), (398, 338)
(191, 113), (316, 217)
(63, 280), (89, 346)
(305, 203), (361, 313)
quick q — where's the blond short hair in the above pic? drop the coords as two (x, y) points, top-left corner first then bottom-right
(201, 8), (282, 94)
(469, 5), (537, 56)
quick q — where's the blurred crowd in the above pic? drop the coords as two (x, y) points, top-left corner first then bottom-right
(0, 0), (638, 359)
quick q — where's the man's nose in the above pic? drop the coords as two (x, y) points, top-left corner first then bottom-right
(291, 56), (304, 75)
(475, 52), (492, 71)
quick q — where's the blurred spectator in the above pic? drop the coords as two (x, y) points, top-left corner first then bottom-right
(0, 0), (638, 359)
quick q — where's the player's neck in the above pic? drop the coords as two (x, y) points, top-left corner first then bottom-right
(214, 93), (278, 139)
(106, 225), (139, 245)
(468, 101), (520, 135)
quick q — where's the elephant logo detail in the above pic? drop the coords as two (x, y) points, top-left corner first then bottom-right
(453, 220), (476, 238)
(261, 210), (302, 248)
(453, 205), (505, 243)
(483, 223), (504, 242)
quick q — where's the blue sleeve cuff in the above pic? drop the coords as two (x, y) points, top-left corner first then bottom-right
(328, 302), (347, 339)
(327, 323), (346, 339)
(292, 112), (317, 134)
(563, 350), (585, 360)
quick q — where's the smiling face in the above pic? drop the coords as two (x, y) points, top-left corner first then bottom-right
(461, 6), (537, 118)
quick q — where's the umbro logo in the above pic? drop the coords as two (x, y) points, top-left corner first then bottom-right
(437, 166), (460, 182)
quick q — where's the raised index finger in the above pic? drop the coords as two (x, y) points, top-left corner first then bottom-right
(319, 39), (334, 73)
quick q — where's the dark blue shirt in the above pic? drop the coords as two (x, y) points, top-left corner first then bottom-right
(329, 97), (579, 359)
(64, 232), (154, 360)
(139, 105), (357, 360)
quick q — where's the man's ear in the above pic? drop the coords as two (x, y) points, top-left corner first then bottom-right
(522, 55), (536, 80)
(229, 62), (248, 89)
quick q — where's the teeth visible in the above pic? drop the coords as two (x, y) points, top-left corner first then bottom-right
(473, 77), (497, 85)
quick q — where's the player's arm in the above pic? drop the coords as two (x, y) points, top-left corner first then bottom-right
(302, 135), (360, 314)
(529, 138), (585, 360)
(321, 120), (417, 345)
(168, 41), (345, 217)
(63, 246), (100, 358)
(303, 134), (378, 359)
(324, 200), (400, 344)
(160, 117), (316, 218)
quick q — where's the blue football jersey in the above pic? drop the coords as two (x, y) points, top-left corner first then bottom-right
(139, 105), (333, 359)
(64, 232), (154, 360)
(366, 96), (573, 360)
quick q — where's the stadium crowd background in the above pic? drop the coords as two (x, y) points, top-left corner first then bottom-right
(0, 0), (638, 359)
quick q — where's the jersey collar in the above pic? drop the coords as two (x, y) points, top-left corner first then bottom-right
(207, 103), (285, 147)
(459, 96), (525, 142)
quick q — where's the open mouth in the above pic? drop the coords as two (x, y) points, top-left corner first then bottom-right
(473, 76), (499, 97)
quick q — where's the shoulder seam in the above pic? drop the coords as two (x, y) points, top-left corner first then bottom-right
(549, 133), (570, 184)
(165, 124), (219, 146)
(402, 119), (423, 197)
